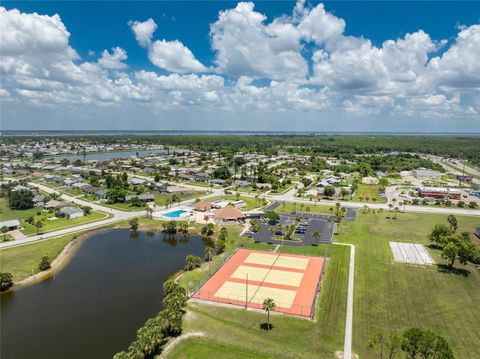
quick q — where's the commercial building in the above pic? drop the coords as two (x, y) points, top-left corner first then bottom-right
(417, 187), (461, 200)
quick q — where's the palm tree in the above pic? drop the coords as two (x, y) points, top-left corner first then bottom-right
(393, 207), (399, 220)
(129, 218), (139, 231)
(34, 220), (44, 235)
(388, 203), (393, 218)
(1, 226), (8, 241)
(447, 214), (458, 231)
(312, 231), (320, 244)
(203, 214), (209, 224)
(263, 298), (276, 331)
(185, 255), (196, 271)
(204, 246), (214, 275)
(145, 204), (151, 219)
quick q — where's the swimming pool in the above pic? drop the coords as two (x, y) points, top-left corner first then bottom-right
(163, 209), (188, 218)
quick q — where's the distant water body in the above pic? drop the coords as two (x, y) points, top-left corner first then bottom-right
(2, 130), (479, 136)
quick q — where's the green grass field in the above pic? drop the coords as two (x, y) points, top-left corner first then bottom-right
(219, 195), (266, 211)
(275, 201), (332, 215)
(352, 184), (386, 203)
(337, 211), (480, 358)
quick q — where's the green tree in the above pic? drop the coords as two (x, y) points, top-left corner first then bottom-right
(82, 206), (92, 216)
(39, 256), (51, 271)
(0, 272), (14, 291)
(428, 224), (452, 247)
(1, 226), (8, 241)
(401, 328), (454, 359)
(264, 211), (280, 224)
(262, 298), (276, 331)
(34, 220), (44, 234)
(9, 189), (34, 210)
(324, 186), (335, 197)
(129, 218), (139, 231)
(446, 215), (458, 231)
(185, 255), (202, 270)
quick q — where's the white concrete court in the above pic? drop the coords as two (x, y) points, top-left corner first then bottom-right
(390, 242), (435, 265)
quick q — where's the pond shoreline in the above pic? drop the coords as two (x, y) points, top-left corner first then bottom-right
(11, 230), (105, 291)
(7, 222), (209, 291)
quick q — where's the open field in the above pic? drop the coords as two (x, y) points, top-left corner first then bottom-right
(169, 244), (349, 359)
(275, 202), (332, 215)
(352, 184), (386, 203)
(337, 211), (480, 358)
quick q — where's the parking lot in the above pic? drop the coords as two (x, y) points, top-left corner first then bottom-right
(252, 213), (335, 246)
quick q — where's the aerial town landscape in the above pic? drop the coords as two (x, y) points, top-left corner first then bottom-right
(1, 1), (479, 359)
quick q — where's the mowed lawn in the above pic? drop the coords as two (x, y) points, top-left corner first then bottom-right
(167, 244), (350, 359)
(275, 201), (332, 215)
(337, 211), (480, 358)
(352, 184), (386, 203)
(220, 195), (266, 211)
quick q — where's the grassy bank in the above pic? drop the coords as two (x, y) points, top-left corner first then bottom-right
(0, 234), (76, 280)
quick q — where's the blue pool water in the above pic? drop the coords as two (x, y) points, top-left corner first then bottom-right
(163, 209), (188, 218)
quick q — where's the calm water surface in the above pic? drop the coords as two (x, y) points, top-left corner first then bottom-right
(0, 229), (210, 359)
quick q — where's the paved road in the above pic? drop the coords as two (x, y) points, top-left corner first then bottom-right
(334, 242), (355, 359)
(440, 161), (480, 185)
(259, 192), (480, 217)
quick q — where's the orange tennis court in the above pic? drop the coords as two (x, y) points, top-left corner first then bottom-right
(192, 249), (324, 317)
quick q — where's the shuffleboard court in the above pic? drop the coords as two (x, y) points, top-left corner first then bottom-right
(192, 249), (324, 317)
(389, 242), (434, 265)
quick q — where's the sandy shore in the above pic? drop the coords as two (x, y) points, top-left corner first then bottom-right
(12, 229), (111, 290)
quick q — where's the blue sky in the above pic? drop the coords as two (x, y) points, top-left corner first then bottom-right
(1, 1), (479, 131)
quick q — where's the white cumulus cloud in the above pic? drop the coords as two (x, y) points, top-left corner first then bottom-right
(128, 18), (157, 47)
(98, 47), (128, 69)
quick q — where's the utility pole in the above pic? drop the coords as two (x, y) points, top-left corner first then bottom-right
(245, 273), (248, 308)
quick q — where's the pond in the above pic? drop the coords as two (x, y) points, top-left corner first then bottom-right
(0, 229), (211, 359)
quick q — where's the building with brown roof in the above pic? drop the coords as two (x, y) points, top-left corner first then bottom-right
(194, 200), (212, 212)
(214, 205), (245, 224)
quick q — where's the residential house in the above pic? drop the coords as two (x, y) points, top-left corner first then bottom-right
(32, 195), (45, 206)
(125, 194), (155, 202)
(57, 206), (84, 219)
(234, 180), (251, 188)
(44, 199), (67, 211)
(0, 219), (21, 231)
